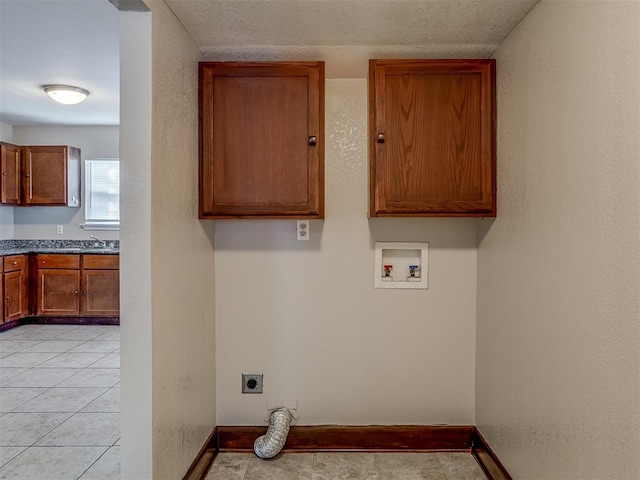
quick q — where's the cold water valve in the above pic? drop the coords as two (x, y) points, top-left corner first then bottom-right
(408, 265), (421, 281)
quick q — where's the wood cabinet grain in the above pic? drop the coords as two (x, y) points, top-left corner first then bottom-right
(35, 254), (119, 317)
(36, 254), (81, 316)
(199, 61), (324, 219)
(80, 255), (119, 316)
(1, 142), (21, 205)
(22, 145), (80, 207)
(369, 59), (496, 217)
(3, 255), (28, 322)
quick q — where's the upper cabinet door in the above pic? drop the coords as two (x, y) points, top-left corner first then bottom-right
(199, 61), (325, 219)
(22, 145), (81, 207)
(369, 59), (496, 217)
(1, 142), (21, 205)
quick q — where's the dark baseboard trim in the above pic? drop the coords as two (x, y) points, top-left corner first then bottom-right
(471, 428), (512, 480)
(183, 427), (219, 480)
(217, 425), (475, 452)
(0, 316), (119, 332)
(190, 425), (512, 480)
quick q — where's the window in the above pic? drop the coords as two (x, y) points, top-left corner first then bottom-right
(83, 159), (120, 230)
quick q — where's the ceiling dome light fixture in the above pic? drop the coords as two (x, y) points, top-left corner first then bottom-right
(43, 84), (90, 105)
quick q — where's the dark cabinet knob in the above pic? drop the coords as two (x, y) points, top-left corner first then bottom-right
(377, 133), (386, 144)
(308, 136), (317, 146)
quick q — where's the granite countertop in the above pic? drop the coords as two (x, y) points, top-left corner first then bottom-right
(0, 240), (119, 256)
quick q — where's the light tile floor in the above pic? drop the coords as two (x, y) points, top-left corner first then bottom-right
(0, 324), (120, 480)
(206, 452), (488, 479)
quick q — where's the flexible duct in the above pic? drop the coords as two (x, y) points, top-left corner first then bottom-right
(254, 407), (294, 459)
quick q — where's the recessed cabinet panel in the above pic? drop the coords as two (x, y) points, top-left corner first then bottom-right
(213, 76), (310, 206)
(2, 254), (28, 323)
(370, 59), (496, 217)
(4, 270), (27, 322)
(200, 61), (324, 219)
(81, 269), (119, 316)
(1, 142), (21, 205)
(22, 146), (80, 207)
(37, 269), (80, 316)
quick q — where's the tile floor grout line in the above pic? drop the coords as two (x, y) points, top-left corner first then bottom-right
(0, 326), (116, 477)
(75, 445), (112, 480)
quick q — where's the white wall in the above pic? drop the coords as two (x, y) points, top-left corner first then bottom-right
(476, 1), (640, 478)
(0, 122), (14, 239)
(0, 122), (12, 141)
(11, 125), (119, 240)
(146, 1), (216, 478)
(119, 9), (153, 480)
(215, 79), (478, 426)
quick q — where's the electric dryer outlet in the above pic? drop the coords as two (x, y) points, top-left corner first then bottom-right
(242, 373), (263, 394)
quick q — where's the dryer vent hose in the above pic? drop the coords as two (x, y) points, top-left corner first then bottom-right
(253, 408), (293, 459)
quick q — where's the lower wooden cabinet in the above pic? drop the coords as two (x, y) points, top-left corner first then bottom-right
(36, 254), (81, 316)
(3, 255), (28, 323)
(81, 255), (119, 316)
(35, 253), (119, 317)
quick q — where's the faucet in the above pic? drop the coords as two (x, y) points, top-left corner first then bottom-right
(90, 235), (108, 248)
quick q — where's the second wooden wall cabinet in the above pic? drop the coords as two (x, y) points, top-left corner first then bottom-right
(369, 59), (496, 217)
(199, 61), (325, 219)
(22, 146), (81, 207)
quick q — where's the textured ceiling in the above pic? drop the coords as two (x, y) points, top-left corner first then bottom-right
(166, 0), (540, 76)
(0, 0), (540, 126)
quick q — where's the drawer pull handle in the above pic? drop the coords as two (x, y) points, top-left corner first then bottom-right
(74, 290), (78, 295)
(83, 291), (87, 296)
(12, 261), (17, 266)
(377, 133), (386, 144)
(308, 136), (317, 146)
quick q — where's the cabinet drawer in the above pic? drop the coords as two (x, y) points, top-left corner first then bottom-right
(82, 255), (119, 270)
(37, 254), (80, 269)
(4, 255), (26, 272)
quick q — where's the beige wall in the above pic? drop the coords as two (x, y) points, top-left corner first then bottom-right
(215, 79), (479, 425)
(120, 2), (216, 478)
(477, 1), (640, 478)
(147, 1), (216, 478)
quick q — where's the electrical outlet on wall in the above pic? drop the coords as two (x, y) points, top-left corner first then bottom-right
(56, 225), (63, 235)
(297, 220), (309, 241)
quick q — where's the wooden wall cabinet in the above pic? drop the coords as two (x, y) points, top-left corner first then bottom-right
(22, 145), (80, 207)
(369, 59), (496, 217)
(3, 255), (29, 322)
(35, 253), (119, 317)
(1, 142), (21, 205)
(199, 61), (325, 219)
(80, 255), (120, 316)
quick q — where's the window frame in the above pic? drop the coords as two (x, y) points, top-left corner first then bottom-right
(81, 158), (120, 231)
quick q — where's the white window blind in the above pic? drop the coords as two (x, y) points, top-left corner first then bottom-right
(84, 159), (120, 228)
